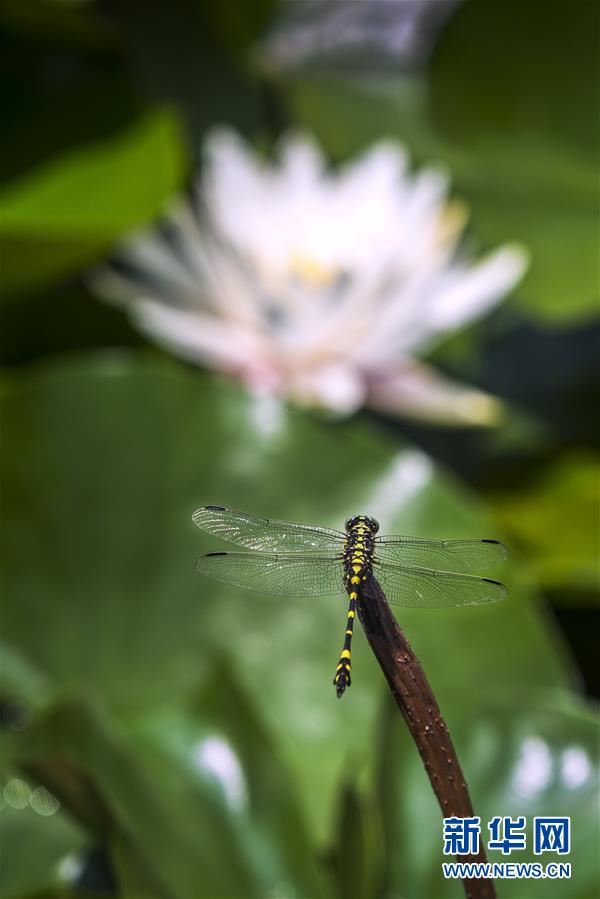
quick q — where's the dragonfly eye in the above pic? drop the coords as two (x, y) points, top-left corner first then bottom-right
(345, 515), (379, 532)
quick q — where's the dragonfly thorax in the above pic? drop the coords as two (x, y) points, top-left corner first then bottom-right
(343, 522), (376, 590)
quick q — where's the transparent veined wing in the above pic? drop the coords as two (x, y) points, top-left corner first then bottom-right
(374, 536), (507, 572)
(192, 506), (346, 552)
(372, 560), (507, 608)
(196, 551), (346, 596)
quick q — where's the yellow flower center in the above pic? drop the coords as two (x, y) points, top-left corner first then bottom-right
(290, 252), (338, 288)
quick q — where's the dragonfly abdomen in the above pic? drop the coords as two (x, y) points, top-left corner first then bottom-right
(334, 517), (378, 697)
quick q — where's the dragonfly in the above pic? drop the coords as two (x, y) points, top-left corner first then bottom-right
(193, 506), (507, 698)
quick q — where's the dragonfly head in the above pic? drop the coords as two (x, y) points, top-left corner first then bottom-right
(345, 514), (379, 535)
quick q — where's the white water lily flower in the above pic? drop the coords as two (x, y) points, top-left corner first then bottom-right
(96, 129), (527, 424)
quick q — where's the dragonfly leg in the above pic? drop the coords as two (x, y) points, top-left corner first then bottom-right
(333, 593), (357, 698)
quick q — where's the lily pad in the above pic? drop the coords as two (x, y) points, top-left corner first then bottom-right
(0, 778), (88, 898)
(0, 354), (575, 843)
(0, 109), (187, 299)
(4, 674), (331, 899)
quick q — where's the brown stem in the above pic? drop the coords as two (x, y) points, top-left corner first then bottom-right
(358, 576), (496, 899)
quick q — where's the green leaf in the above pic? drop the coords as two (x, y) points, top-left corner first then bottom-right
(0, 779), (87, 898)
(0, 354), (575, 844)
(429, 0), (597, 155)
(327, 783), (382, 899)
(109, 829), (168, 899)
(5, 674), (331, 899)
(377, 691), (600, 899)
(284, 74), (597, 323)
(0, 109), (187, 299)
(489, 453), (600, 597)
(0, 63), (144, 188)
(0, 640), (54, 707)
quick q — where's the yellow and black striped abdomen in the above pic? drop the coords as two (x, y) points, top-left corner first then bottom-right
(334, 517), (378, 697)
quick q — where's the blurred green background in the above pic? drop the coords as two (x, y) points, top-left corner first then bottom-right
(1, 2), (598, 898)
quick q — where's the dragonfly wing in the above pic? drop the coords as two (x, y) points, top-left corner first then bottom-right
(374, 536), (507, 572)
(372, 560), (507, 608)
(192, 506), (346, 552)
(196, 552), (345, 597)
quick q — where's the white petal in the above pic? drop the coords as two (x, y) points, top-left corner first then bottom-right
(422, 245), (528, 335)
(360, 243), (528, 362)
(276, 131), (325, 186)
(338, 141), (408, 198)
(203, 127), (266, 194)
(116, 229), (199, 295)
(132, 299), (266, 370)
(203, 128), (274, 254)
(400, 166), (450, 235)
(367, 362), (504, 426)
